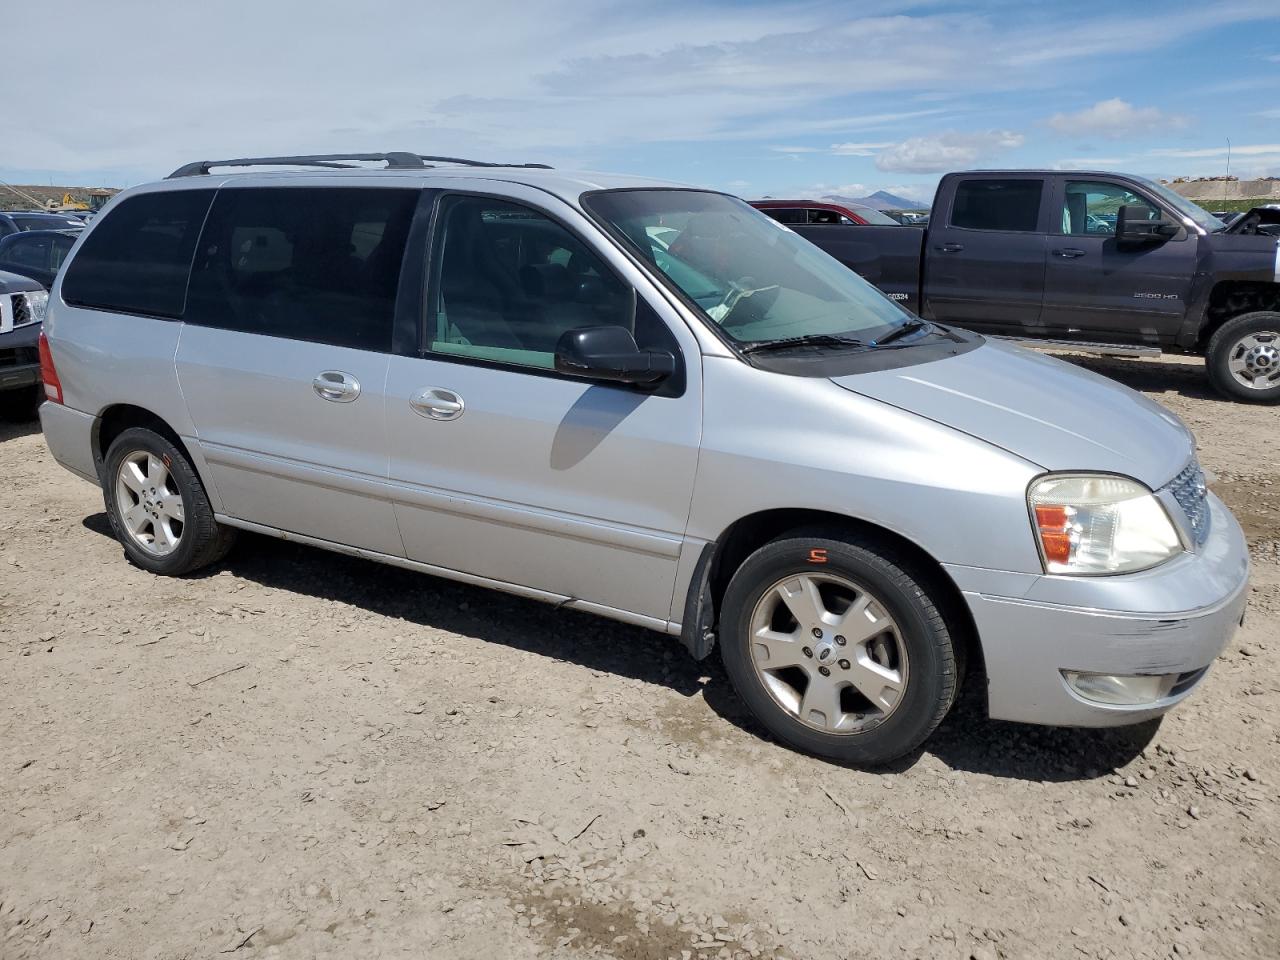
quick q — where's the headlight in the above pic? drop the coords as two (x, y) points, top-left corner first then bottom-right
(1028, 474), (1183, 575)
(21, 290), (48, 323)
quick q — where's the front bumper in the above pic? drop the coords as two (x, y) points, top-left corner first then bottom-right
(0, 320), (41, 392)
(948, 494), (1250, 727)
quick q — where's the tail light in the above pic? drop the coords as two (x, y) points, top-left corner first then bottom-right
(38, 332), (63, 404)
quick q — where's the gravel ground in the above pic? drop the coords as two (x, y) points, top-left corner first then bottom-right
(1, 352), (1276, 960)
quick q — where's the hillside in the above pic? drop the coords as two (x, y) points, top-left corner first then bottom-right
(0, 183), (119, 210)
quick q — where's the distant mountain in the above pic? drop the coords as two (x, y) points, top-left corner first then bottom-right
(823, 189), (930, 211)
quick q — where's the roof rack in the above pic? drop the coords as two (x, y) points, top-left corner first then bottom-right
(167, 153), (553, 179)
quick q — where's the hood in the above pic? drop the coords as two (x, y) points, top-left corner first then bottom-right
(829, 339), (1193, 489)
(0, 269), (45, 294)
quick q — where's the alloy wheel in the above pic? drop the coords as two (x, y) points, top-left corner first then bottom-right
(748, 572), (908, 734)
(1226, 330), (1280, 390)
(115, 451), (185, 556)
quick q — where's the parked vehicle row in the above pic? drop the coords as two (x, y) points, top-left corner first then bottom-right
(37, 153), (1249, 765)
(761, 171), (1280, 403)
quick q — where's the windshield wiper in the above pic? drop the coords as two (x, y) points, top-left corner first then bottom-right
(740, 333), (867, 355)
(870, 319), (930, 346)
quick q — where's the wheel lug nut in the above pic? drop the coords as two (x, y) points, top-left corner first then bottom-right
(818, 666), (831, 677)
(811, 627), (823, 639)
(835, 635), (846, 646)
(802, 646), (813, 659)
(838, 659), (851, 670)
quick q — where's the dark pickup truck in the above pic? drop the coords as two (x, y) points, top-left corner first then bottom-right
(783, 170), (1280, 402)
(0, 269), (45, 420)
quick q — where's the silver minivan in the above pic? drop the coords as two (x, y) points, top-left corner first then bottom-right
(39, 153), (1250, 765)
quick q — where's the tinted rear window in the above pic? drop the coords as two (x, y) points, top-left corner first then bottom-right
(950, 179), (1043, 232)
(184, 187), (417, 352)
(61, 190), (214, 317)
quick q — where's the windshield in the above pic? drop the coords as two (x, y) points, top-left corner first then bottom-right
(1134, 177), (1225, 233)
(584, 190), (912, 346)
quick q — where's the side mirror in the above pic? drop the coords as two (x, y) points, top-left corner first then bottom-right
(1117, 204), (1179, 242)
(554, 325), (675, 385)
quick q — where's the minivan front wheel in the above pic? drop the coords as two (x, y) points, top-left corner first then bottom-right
(719, 532), (958, 765)
(102, 427), (235, 575)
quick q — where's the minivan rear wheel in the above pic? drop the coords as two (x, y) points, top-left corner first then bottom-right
(102, 427), (235, 575)
(719, 531), (958, 765)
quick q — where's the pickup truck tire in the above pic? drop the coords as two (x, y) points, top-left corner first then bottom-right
(1206, 312), (1280, 403)
(0, 385), (41, 422)
(102, 427), (236, 576)
(719, 530), (958, 766)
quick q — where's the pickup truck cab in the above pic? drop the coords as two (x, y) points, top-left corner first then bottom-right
(794, 170), (1280, 402)
(749, 199), (902, 227)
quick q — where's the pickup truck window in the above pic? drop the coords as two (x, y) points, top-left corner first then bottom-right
(585, 189), (909, 346)
(951, 179), (1043, 232)
(761, 208), (807, 225)
(1062, 181), (1157, 236)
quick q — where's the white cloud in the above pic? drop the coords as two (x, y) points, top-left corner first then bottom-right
(1, 0), (1276, 183)
(1149, 143), (1280, 158)
(770, 145), (823, 154)
(1047, 99), (1187, 139)
(874, 130), (1024, 173)
(830, 142), (894, 156)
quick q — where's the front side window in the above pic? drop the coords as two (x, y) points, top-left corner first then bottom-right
(950, 179), (1044, 232)
(584, 190), (910, 346)
(61, 190), (214, 317)
(185, 187), (417, 351)
(1062, 181), (1157, 235)
(50, 235), (76, 272)
(426, 195), (634, 370)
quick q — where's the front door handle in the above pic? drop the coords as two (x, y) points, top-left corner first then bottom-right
(1055, 247), (1087, 258)
(410, 386), (465, 421)
(312, 370), (361, 403)
(938, 242), (964, 253)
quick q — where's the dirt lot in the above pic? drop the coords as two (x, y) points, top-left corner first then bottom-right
(1, 353), (1276, 960)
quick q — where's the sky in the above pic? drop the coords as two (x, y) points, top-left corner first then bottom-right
(4, 0), (1279, 205)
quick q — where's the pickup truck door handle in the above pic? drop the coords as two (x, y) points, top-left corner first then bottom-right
(1055, 247), (1087, 258)
(312, 370), (361, 403)
(938, 242), (964, 253)
(410, 386), (465, 421)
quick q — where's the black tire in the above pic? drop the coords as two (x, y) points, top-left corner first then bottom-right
(1205, 311), (1280, 403)
(102, 427), (235, 575)
(719, 530), (958, 765)
(0, 385), (41, 422)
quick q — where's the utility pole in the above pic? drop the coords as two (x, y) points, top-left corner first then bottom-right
(1224, 137), (1232, 207)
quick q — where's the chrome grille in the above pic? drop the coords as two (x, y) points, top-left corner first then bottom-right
(1168, 460), (1210, 547)
(11, 294), (32, 327)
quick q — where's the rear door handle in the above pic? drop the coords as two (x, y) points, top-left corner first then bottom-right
(1055, 247), (1087, 258)
(312, 370), (361, 403)
(938, 242), (964, 253)
(410, 386), (465, 421)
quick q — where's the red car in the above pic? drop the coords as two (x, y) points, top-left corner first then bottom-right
(749, 199), (902, 226)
